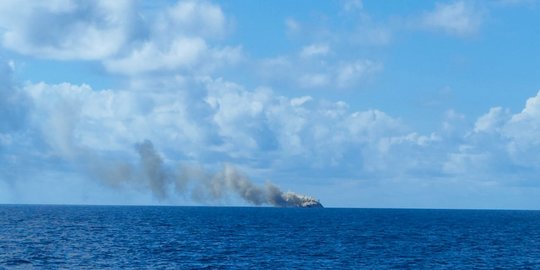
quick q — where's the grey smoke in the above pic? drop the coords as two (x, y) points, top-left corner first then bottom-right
(135, 140), (169, 200)
(131, 140), (321, 207)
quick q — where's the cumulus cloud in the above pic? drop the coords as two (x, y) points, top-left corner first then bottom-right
(421, 1), (483, 37)
(260, 54), (382, 90)
(25, 81), (216, 157)
(163, 0), (227, 39)
(473, 107), (510, 134)
(261, 11), (387, 90)
(300, 44), (330, 58)
(0, 0), (379, 86)
(0, 61), (30, 133)
(6, 64), (540, 204)
(0, 0), (133, 60)
(104, 37), (208, 74)
(335, 60), (383, 88)
(499, 91), (540, 167)
(439, 90), (540, 186)
(4, 1), (540, 207)
(0, 60), (34, 193)
(104, 38), (242, 75)
(104, 0), (241, 75)
(16, 77), (442, 185)
(0, 0), (241, 75)
(201, 77), (438, 177)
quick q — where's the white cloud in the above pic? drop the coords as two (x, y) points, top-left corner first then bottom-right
(104, 0), (241, 75)
(25, 81), (214, 158)
(8, 65), (540, 205)
(509, 90), (540, 123)
(500, 91), (540, 165)
(265, 8), (389, 90)
(0, 0), (240, 76)
(104, 37), (207, 74)
(0, 61), (29, 132)
(474, 107), (510, 133)
(200, 77), (438, 176)
(300, 44), (330, 58)
(4, 2), (540, 207)
(105, 39), (242, 75)
(18, 76), (440, 183)
(285, 18), (301, 34)
(0, 0), (133, 60)
(164, 0), (227, 39)
(335, 60), (383, 88)
(439, 90), (540, 183)
(422, 1), (483, 37)
(259, 54), (382, 90)
(290, 96), (313, 107)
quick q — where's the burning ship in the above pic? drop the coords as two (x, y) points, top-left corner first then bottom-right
(281, 192), (324, 208)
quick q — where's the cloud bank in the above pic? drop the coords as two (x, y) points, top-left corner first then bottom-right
(2, 64), (540, 206)
(0, 1), (538, 208)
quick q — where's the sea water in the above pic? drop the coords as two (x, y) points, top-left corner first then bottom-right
(1, 205), (540, 269)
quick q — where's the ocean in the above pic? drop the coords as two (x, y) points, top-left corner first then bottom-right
(1, 205), (539, 269)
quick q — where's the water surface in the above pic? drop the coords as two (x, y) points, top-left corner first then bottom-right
(1, 205), (539, 269)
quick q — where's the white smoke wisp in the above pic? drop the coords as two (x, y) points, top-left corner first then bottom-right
(131, 140), (323, 208)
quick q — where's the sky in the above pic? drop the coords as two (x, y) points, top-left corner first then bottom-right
(1, 0), (540, 209)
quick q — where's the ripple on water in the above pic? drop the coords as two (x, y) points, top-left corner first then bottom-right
(1, 206), (540, 269)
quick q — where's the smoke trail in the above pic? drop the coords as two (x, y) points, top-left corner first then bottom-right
(135, 140), (169, 200)
(133, 140), (322, 208)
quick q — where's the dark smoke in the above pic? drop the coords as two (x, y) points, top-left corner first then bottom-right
(135, 141), (169, 200)
(131, 140), (322, 208)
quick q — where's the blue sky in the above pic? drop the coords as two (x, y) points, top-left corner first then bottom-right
(1, 0), (540, 208)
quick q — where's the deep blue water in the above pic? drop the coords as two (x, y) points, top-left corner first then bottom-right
(1, 206), (540, 269)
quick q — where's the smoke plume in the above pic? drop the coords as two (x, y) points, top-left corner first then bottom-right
(131, 140), (322, 208)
